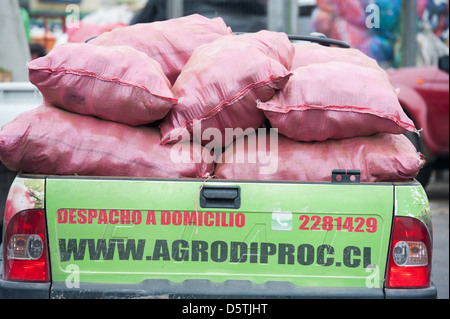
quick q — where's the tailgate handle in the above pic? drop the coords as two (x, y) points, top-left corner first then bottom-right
(200, 187), (241, 209)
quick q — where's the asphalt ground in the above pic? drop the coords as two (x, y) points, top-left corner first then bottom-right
(426, 171), (449, 300)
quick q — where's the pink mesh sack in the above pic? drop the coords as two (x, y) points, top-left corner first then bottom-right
(233, 31), (295, 70)
(0, 105), (214, 179)
(215, 132), (425, 183)
(89, 14), (233, 84)
(160, 31), (294, 148)
(292, 43), (380, 70)
(28, 43), (177, 126)
(258, 62), (416, 142)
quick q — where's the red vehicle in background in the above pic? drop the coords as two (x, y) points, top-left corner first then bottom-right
(389, 56), (449, 187)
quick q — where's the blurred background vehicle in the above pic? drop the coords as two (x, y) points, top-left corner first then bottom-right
(389, 56), (449, 187)
(131, 0), (268, 32)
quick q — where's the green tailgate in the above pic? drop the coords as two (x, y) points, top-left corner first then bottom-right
(45, 178), (394, 288)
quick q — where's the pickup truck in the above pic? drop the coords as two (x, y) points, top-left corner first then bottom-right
(0, 38), (437, 300)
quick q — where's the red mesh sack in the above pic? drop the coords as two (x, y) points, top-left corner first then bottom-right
(67, 23), (108, 43)
(89, 14), (232, 84)
(28, 43), (177, 126)
(215, 131), (425, 183)
(258, 62), (415, 142)
(66, 22), (128, 43)
(0, 105), (214, 179)
(160, 31), (294, 148)
(233, 31), (295, 70)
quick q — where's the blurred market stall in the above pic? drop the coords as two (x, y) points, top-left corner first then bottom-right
(312, 0), (449, 68)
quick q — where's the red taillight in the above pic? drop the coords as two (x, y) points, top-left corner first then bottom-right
(3, 209), (50, 282)
(386, 217), (432, 289)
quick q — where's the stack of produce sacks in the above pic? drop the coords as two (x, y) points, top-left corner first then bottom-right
(0, 106), (213, 179)
(0, 14), (233, 179)
(160, 30), (294, 148)
(88, 14), (233, 85)
(215, 43), (425, 183)
(0, 15), (425, 183)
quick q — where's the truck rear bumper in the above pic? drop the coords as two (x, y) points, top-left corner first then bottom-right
(51, 280), (385, 299)
(0, 279), (50, 299)
(0, 278), (437, 299)
(45, 280), (435, 299)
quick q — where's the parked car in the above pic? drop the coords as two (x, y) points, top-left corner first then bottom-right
(388, 56), (449, 187)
